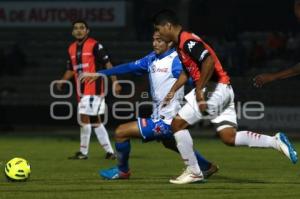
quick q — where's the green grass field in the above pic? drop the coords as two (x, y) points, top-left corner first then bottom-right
(0, 133), (299, 199)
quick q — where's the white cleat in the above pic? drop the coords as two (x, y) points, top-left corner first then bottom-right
(275, 132), (298, 164)
(169, 168), (205, 184)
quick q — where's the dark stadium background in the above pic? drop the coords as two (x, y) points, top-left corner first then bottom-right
(0, 0), (300, 135)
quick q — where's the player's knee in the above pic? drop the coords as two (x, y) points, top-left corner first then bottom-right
(218, 128), (236, 146)
(115, 125), (127, 141)
(221, 137), (235, 146)
(79, 114), (90, 125)
(171, 122), (180, 133)
(171, 118), (188, 133)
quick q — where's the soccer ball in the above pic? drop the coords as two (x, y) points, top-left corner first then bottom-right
(4, 157), (31, 181)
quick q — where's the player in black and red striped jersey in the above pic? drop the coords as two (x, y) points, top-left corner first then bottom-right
(153, 9), (298, 184)
(56, 20), (121, 160)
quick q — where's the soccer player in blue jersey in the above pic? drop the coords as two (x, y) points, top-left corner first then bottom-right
(82, 31), (218, 180)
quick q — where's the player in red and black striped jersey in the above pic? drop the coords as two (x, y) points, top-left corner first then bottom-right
(153, 9), (297, 184)
(56, 20), (121, 160)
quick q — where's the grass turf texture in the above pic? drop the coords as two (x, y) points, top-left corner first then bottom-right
(0, 133), (299, 199)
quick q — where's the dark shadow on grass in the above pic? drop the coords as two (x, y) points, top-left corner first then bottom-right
(211, 175), (267, 184)
(210, 175), (300, 185)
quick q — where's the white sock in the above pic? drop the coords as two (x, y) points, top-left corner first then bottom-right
(94, 124), (114, 154)
(174, 129), (202, 175)
(80, 124), (92, 155)
(235, 131), (279, 149)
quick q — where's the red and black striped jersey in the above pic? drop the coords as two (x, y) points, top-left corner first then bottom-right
(67, 37), (109, 100)
(177, 31), (230, 84)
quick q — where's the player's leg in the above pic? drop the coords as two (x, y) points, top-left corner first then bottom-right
(100, 121), (141, 180)
(218, 127), (298, 164)
(161, 137), (218, 178)
(169, 114), (204, 184)
(213, 93), (297, 164)
(218, 126), (276, 148)
(138, 117), (217, 177)
(211, 90), (278, 148)
(92, 115), (115, 159)
(69, 113), (91, 159)
(114, 121), (141, 171)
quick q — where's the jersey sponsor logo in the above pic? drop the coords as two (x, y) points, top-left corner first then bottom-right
(151, 65), (168, 73)
(156, 68), (168, 73)
(187, 41), (196, 52)
(73, 63), (89, 70)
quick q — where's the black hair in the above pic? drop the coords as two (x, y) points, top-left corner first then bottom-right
(152, 9), (179, 26)
(72, 20), (89, 29)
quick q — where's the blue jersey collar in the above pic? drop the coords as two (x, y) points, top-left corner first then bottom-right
(156, 48), (175, 60)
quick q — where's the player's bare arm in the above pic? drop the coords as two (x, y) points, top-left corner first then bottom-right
(104, 61), (122, 94)
(56, 70), (74, 91)
(162, 70), (188, 107)
(194, 55), (214, 112)
(80, 72), (100, 84)
(254, 63), (300, 87)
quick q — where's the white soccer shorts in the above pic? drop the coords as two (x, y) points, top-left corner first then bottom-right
(178, 82), (237, 131)
(78, 95), (106, 116)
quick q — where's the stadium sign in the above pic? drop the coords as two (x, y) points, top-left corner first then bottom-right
(0, 1), (126, 27)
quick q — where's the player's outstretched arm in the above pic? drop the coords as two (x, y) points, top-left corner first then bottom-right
(81, 60), (148, 84)
(254, 62), (300, 87)
(104, 61), (122, 94)
(81, 53), (151, 84)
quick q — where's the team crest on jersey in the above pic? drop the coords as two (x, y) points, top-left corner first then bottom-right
(152, 123), (167, 135)
(151, 65), (156, 73)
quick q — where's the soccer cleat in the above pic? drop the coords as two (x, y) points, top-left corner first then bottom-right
(105, 152), (116, 160)
(169, 168), (205, 184)
(275, 132), (298, 164)
(99, 166), (130, 180)
(68, 152), (88, 160)
(203, 163), (219, 179)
